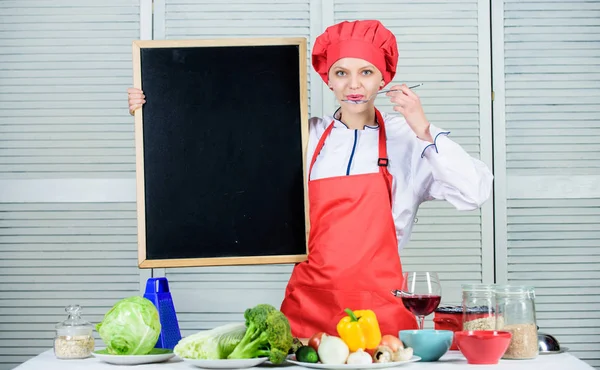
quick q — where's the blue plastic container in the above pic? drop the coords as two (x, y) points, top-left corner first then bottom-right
(143, 277), (182, 350)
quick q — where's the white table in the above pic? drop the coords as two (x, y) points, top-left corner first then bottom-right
(14, 350), (595, 370)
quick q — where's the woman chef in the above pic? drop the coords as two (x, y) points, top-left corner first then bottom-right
(127, 20), (494, 338)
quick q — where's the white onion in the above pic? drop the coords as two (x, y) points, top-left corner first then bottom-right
(317, 334), (349, 365)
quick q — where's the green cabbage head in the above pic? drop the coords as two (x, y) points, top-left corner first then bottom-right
(96, 296), (161, 355)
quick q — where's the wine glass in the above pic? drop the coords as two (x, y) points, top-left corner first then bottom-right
(400, 271), (442, 330)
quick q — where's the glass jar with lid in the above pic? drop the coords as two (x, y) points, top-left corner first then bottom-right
(54, 305), (95, 359)
(495, 285), (538, 359)
(461, 284), (496, 331)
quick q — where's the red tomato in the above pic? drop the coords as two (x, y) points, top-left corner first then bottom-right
(380, 334), (403, 352)
(308, 332), (325, 352)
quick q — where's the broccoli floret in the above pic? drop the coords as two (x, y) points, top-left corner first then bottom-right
(227, 304), (293, 364)
(266, 347), (288, 364)
(243, 304), (276, 330)
(289, 337), (303, 354)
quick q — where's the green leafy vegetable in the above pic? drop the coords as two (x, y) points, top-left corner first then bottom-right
(227, 304), (293, 364)
(96, 296), (161, 355)
(174, 323), (247, 360)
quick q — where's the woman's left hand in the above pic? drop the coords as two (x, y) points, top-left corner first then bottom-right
(386, 84), (433, 143)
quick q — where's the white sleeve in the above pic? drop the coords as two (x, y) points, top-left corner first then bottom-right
(412, 124), (494, 211)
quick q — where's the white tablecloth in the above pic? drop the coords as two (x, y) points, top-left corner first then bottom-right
(14, 350), (594, 370)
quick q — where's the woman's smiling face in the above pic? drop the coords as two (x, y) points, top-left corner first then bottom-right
(328, 57), (384, 108)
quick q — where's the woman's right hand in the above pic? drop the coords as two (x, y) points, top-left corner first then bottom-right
(127, 87), (146, 115)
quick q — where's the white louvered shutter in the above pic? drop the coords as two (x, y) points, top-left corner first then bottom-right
(0, 1), (142, 368)
(332, 0), (495, 311)
(153, 0), (314, 335)
(496, 1), (600, 368)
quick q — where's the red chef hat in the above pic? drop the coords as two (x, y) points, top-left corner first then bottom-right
(312, 20), (398, 85)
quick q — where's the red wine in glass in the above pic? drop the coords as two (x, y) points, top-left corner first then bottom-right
(401, 272), (442, 329)
(401, 294), (442, 316)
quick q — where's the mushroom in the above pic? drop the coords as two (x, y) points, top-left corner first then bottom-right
(393, 347), (414, 362)
(373, 345), (394, 363)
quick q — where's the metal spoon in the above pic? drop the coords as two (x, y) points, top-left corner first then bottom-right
(342, 83), (423, 104)
(390, 289), (414, 297)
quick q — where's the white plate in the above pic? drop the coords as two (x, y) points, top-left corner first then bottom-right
(92, 348), (175, 365)
(286, 356), (421, 369)
(182, 357), (269, 369)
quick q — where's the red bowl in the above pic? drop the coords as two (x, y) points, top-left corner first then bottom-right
(455, 330), (512, 365)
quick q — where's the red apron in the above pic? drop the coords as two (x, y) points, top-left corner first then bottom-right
(280, 109), (418, 338)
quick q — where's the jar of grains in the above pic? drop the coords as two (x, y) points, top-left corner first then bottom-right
(461, 284), (497, 331)
(53, 305), (95, 359)
(495, 286), (539, 359)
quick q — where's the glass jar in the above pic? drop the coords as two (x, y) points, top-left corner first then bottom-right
(461, 284), (496, 331)
(54, 305), (95, 359)
(495, 286), (538, 359)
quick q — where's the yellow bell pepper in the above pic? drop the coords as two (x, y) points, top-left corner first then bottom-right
(336, 308), (382, 352)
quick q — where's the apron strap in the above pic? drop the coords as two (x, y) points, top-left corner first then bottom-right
(308, 121), (334, 176)
(374, 109), (393, 203)
(375, 108), (389, 173)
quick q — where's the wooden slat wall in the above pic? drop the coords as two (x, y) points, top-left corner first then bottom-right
(0, 203), (140, 369)
(504, 0), (600, 175)
(502, 1), (600, 368)
(0, 1), (140, 368)
(0, 0), (139, 179)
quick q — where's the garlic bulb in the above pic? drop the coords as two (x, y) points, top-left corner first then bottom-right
(346, 349), (373, 365)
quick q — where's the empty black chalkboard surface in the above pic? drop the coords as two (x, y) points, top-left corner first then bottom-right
(132, 38), (309, 268)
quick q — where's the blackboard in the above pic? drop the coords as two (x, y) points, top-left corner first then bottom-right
(132, 38), (309, 268)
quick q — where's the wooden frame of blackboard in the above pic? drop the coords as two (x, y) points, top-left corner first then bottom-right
(132, 38), (310, 268)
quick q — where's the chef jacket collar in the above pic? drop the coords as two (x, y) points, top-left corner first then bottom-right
(332, 107), (379, 130)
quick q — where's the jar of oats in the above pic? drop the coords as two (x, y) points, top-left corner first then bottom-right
(53, 305), (95, 359)
(461, 284), (496, 331)
(495, 286), (538, 360)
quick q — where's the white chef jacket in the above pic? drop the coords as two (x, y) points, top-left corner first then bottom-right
(308, 109), (494, 251)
